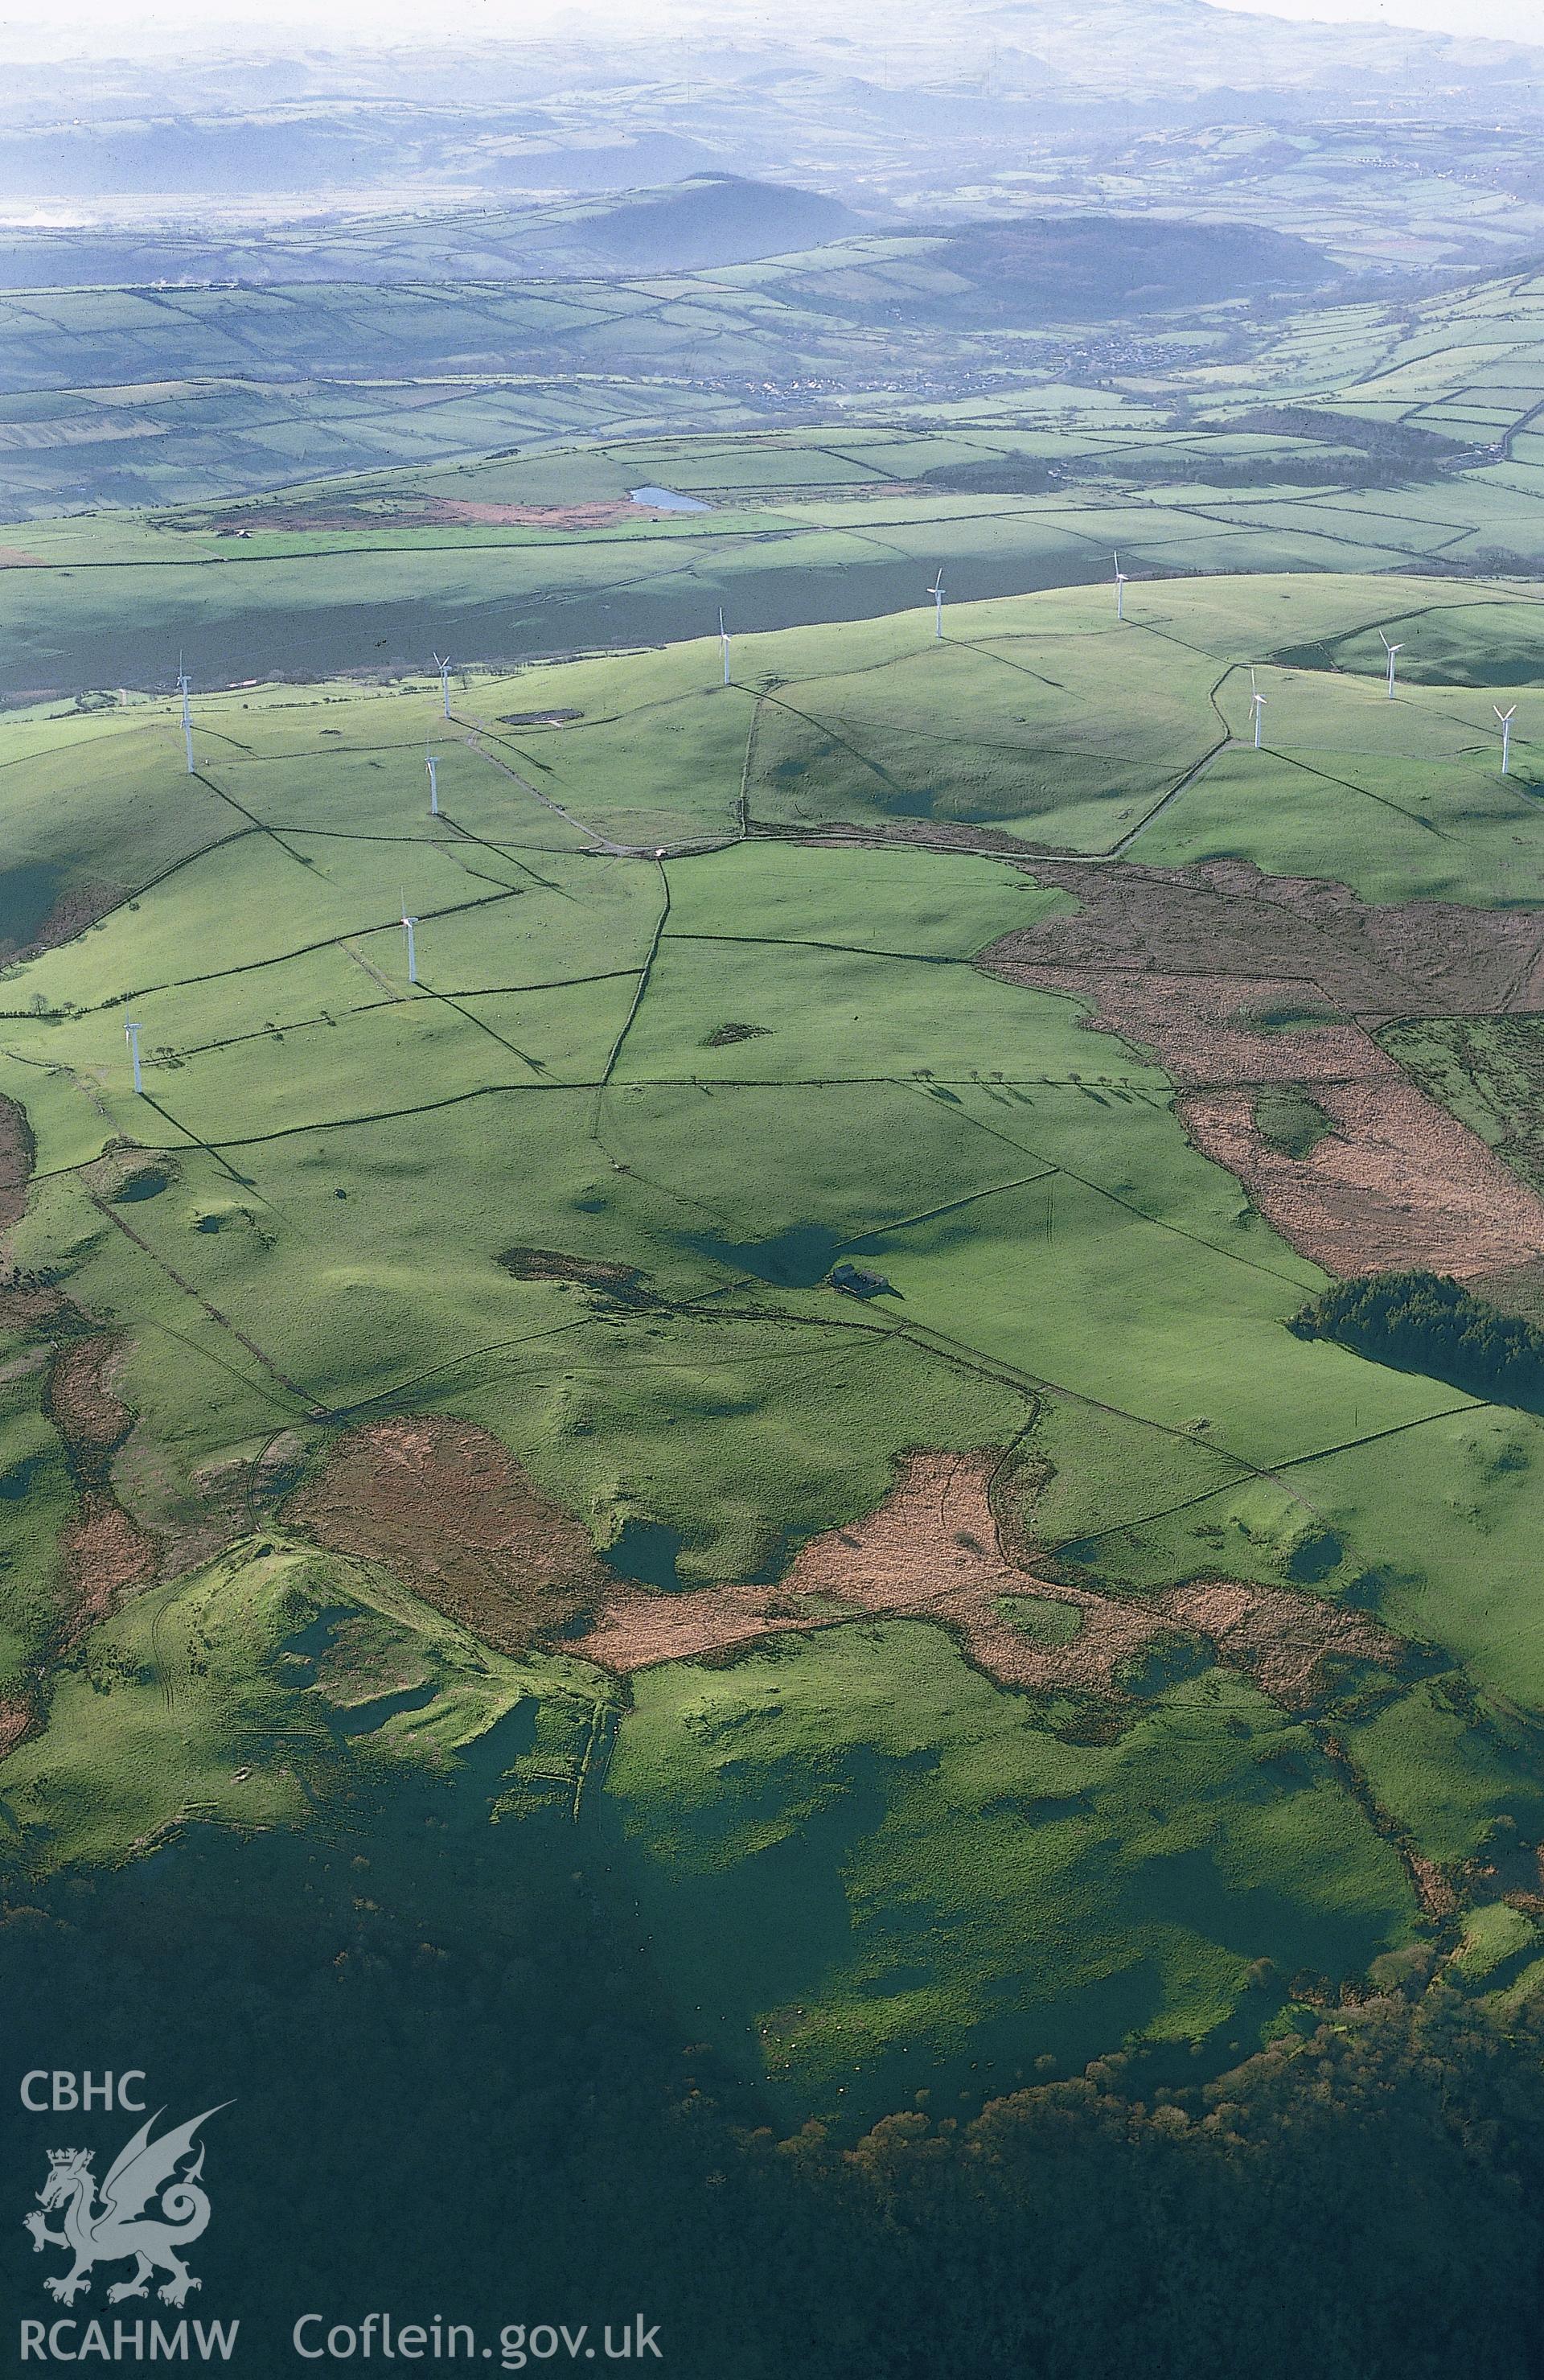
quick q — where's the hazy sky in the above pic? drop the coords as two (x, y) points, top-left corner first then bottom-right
(13, 0), (1540, 55)
(1205, 0), (1541, 33)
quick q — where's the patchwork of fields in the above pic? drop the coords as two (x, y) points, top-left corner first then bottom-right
(5, 568), (1544, 2119)
(7, 257), (1544, 703)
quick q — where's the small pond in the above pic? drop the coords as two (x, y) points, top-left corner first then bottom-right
(629, 485), (711, 512)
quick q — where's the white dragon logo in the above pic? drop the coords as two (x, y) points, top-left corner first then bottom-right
(23, 2106), (227, 2309)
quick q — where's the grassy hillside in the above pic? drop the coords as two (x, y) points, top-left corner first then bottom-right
(6, 572), (1544, 2119)
(10, 421), (1544, 701)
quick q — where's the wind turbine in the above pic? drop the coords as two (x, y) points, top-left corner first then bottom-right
(718, 606), (731, 687)
(401, 909), (419, 986)
(176, 657), (193, 774)
(433, 652), (452, 720)
(1250, 668), (1267, 750)
(426, 752), (439, 816)
(1113, 550), (1129, 622)
(1379, 630), (1402, 700)
(928, 568), (945, 641)
(1497, 702), (1517, 775)
(124, 1016), (143, 1096)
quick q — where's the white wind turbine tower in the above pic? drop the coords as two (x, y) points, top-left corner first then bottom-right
(1250, 668), (1267, 750)
(426, 752), (439, 816)
(176, 658), (194, 773)
(718, 606), (731, 687)
(1496, 702), (1517, 775)
(1113, 550), (1129, 622)
(433, 652), (452, 720)
(1379, 630), (1402, 700)
(124, 1016), (144, 1095)
(401, 908), (419, 985)
(928, 568), (945, 641)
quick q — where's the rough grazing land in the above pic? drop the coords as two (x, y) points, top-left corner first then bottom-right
(57, 1494), (157, 1644)
(1181, 1082), (1544, 1278)
(983, 860), (1544, 1276)
(39, 1336), (157, 1659)
(289, 1416), (606, 1652)
(43, 1336), (133, 1484)
(197, 499), (673, 534)
(1000, 859), (1544, 1018)
(570, 1451), (1399, 1711)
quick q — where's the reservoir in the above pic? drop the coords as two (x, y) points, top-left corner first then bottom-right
(629, 484), (711, 511)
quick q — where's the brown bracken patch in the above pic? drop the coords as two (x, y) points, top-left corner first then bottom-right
(1406, 1852), (1459, 1920)
(569, 1450), (1397, 1712)
(43, 1336), (133, 1485)
(1001, 959), (1391, 1087)
(286, 1416), (606, 1653)
(0, 1096), (35, 1235)
(1180, 1081), (1544, 1279)
(496, 1245), (642, 1291)
(6, 881), (122, 966)
(975, 856), (1544, 1277)
(58, 1494), (157, 1648)
(990, 857), (1544, 1021)
(0, 1694), (34, 1756)
(191, 498), (676, 536)
(415, 499), (678, 529)
(41, 1334), (159, 1654)
(1160, 1576), (1401, 1711)
(0, 1112), (161, 1748)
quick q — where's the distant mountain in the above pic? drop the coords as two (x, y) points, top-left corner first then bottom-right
(0, 113), (731, 206)
(0, 0), (1540, 233)
(967, 0), (1544, 106)
(0, 177), (863, 292)
(2, 0), (1539, 131)
(928, 215), (1337, 319)
(756, 213), (1339, 328)
(552, 176), (861, 273)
